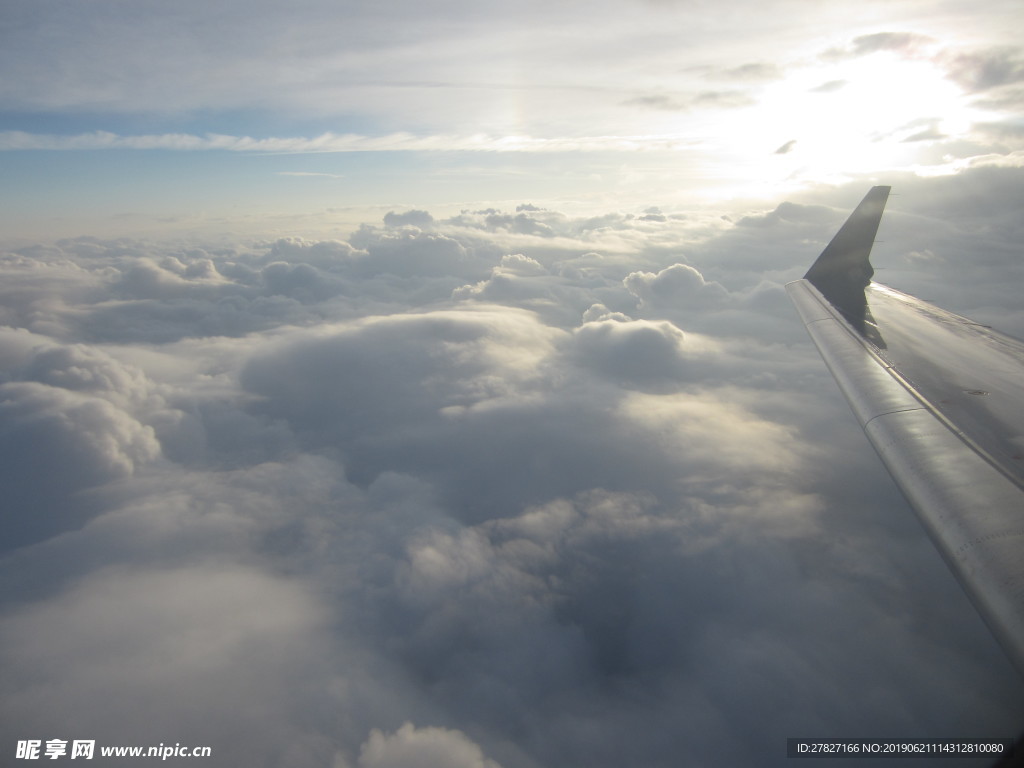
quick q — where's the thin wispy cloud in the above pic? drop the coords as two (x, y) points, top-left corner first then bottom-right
(0, 130), (705, 153)
(276, 171), (346, 178)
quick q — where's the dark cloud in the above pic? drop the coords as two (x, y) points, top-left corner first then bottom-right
(940, 46), (1024, 93)
(639, 207), (666, 222)
(0, 379), (159, 550)
(2, 171), (1023, 767)
(851, 31), (934, 55)
(822, 31), (934, 61)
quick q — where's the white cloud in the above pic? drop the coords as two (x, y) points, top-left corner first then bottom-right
(357, 723), (502, 768)
(0, 564), (334, 764)
(624, 262), (730, 311)
(1, 171), (1023, 767)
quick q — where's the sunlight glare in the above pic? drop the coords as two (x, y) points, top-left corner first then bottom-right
(713, 49), (980, 195)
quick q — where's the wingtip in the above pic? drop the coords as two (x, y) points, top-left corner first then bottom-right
(802, 186), (890, 327)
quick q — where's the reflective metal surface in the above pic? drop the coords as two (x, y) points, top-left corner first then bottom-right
(788, 185), (1024, 677)
(789, 279), (1024, 676)
(864, 282), (1024, 490)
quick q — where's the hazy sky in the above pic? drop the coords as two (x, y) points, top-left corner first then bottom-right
(2, 1), (1024, 767)
(2, 0), (1023, 237)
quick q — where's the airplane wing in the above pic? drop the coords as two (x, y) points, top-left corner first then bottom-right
(786, 186), (1024, 675)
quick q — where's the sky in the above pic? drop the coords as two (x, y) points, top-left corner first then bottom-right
(2, 1), (1024, 766)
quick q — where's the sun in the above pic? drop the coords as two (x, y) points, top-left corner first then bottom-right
(710, 46), (984, 194)
(781, 51), (975, 172)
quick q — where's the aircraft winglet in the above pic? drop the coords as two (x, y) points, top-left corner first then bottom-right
(803, 186), (890, 331)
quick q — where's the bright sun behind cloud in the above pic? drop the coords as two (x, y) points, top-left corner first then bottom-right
(713, 47), (986, 195)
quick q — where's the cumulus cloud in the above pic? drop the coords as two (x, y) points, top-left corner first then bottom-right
(355, 723), (501, 768)
(624, 263), (730, 311)
(383, 210), (435, 229)
(2, 170), (1023, 767)
(0, 351), (161, 549)
(571, 317), (702, 390)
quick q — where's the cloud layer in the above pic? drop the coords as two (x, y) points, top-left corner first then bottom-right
(2, 170), (1023, 766)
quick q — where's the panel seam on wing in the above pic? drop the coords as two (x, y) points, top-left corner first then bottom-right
(862, 406), (926, 428)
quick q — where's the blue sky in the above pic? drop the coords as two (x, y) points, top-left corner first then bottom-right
(2, 2), (1024, 767)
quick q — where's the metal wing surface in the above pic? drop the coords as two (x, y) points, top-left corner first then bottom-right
(786, 186), (1024, 674)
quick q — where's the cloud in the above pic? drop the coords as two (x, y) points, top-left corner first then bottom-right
(810, 79), (846, 93)
(851, 31), (934, 56)
(383, 210), (435, 229)
(356, 723), (502, 768)
(0, 376), (160, 550)
(719, 62), (782, 81)
(278, 171), (346, 179)
(0, 130), (705, 154)
(624, 263), (729, 311)
(625, 90), (754, 112)
(0, 564), (334, 764)
(940, 46), (1024, 93)
(817, 33), (1024, 115)
(821, 31), (935, 61)
(571, 317), (709, 390)
(903, 126), (947, 142)
(2, 170), (1023, 767)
